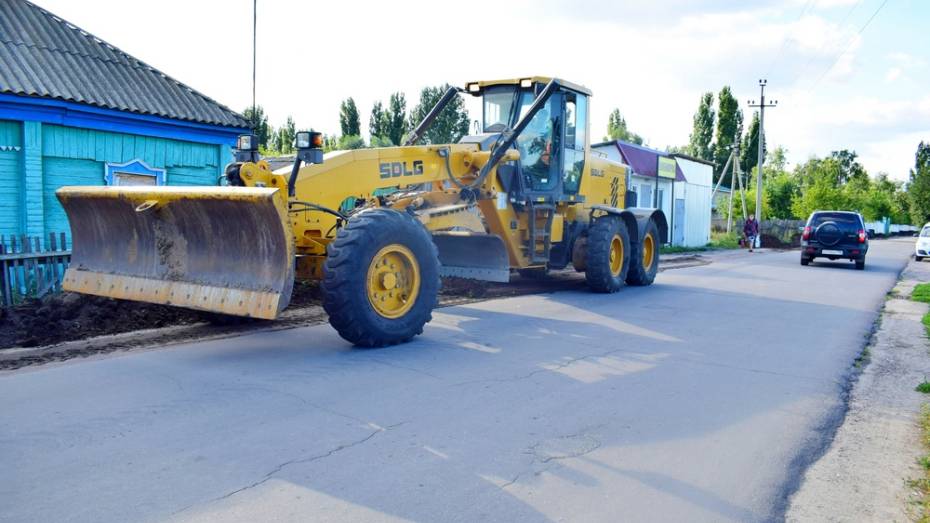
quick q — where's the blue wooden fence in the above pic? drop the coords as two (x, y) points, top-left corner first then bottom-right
(0, 233), (70, 306)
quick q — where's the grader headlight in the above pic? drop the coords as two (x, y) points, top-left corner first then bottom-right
(296, 131), (323, 150)
(236, 134), (258, 151)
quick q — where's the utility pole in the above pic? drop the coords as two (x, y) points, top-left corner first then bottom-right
(252, 0), (257, 116)
(725, 144), (740, 234)
(726, 149), (736, 234)
(748, 79), (777, 248)
(736, 152), (748, 220)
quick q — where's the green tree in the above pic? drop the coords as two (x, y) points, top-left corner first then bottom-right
(909, 142), (930, 225)
(322, 134), (339, 153)
(337, 135), (366, 150)
(766, 146), (788, 176)
(386, 92), (408, 146)
(243, 105), (271, 149)
(407, 84), (470, 145)
(763, 172), (799, 219)
(369, 101), (388, 141)
(687, 92), (714, 163)
(605, 108), (644, 144)
(830, 149), (868, 185)
(741, 175), (771, 220)
(713, 86), (742, 173)
(339, 97), (361, 137)
(740, 112), (764, 175)
(274, 116), (296, 154)
(759, 151), (797, 219)
(369, 135), (395, 148)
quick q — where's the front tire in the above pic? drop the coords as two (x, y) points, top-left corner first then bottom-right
(917, 256), (924, 262)
(322, 209), (440, 347)
(585, 216), (631, 293)
(627, 219), (660, 286)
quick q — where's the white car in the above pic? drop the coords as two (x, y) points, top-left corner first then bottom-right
(916, 223), (930, 261)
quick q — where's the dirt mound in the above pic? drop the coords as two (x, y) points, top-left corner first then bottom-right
(0, 293), (207, 349)
(762, 233), (800, 249)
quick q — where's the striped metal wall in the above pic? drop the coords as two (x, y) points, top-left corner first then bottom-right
(0, 119), (232, 241)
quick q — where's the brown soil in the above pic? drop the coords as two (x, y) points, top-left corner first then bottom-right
(0, 281), (325, 350)
(761, 233), (800, 249)
(0, 293), (204, 349)
(0, 255), (711, 369)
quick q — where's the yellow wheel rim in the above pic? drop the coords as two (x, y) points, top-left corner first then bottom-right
(366, 244), (421, 319)
(609, 234), (624, 277)
(642, 233), (655, 269)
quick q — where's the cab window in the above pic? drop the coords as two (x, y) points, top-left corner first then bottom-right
(563, 93), (587, 193)
(516, 97), (558, 191)
(482, 87), (520, 131)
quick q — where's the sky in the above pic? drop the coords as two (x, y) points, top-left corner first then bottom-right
(30, 0), (930, 181)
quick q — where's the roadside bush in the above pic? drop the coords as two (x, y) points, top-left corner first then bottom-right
(708, 231), (740, 249)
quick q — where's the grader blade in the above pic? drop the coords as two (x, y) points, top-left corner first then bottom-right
(431, 232), (510, 282)
(56, 186), (295, 319)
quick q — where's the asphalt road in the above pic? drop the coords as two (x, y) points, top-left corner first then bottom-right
(0, 239), (913, 522)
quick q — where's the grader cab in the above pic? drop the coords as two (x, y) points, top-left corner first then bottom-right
(57, 77), (667, 347)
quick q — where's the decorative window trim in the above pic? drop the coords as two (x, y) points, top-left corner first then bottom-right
(105, 159), (166, 186)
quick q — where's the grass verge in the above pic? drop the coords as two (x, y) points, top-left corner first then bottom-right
(659, 232), (741, 255)
(914, 283), (930, 304)
(910, 284), (930, 337)
(908, 405), (930, 521)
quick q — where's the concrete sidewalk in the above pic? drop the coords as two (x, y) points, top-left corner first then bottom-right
(787, 256), (930, 521)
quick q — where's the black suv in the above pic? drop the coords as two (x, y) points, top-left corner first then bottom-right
(800, 211), (869, 270)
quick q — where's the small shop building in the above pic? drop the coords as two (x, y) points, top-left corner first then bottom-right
(592, 140), (714, 247)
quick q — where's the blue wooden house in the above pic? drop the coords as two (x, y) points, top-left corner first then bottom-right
(0, 0), (249, 243)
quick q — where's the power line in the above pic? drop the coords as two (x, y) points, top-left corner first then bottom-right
(805, 0), (890, 93)
(252, 0), (257, 115)
(766, 0), (815, 78)
(786, 0), (864, 85)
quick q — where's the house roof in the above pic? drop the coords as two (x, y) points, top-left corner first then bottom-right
(669, 152), (716, 167)
(593, 140), (686, 182)
(0, 0), (248, 129)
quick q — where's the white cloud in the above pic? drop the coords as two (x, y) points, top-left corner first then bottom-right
(24, 0), (925, 179)
(858, 131), (929, 179)
(885, 67), (902, 83)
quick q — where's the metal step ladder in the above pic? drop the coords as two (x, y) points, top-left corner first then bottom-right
(525, 201), (555, 264)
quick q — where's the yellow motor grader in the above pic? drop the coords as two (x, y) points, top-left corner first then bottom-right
(57, 77), (667, 347)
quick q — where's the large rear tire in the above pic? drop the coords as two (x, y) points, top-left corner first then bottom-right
(627, 219), (659, 286)
(322, 208), (440, 347)
(585, 216), (630, 293)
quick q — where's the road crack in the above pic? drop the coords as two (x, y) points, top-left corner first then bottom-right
(499, 425), (605, 490)
(171, 420), (408, 516)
